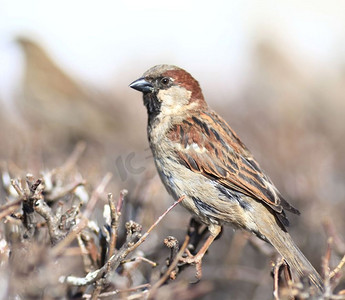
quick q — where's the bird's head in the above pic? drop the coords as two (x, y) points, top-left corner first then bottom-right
(130, 65), (207, 123)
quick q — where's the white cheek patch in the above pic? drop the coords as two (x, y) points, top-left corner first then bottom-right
(158, 86), (192, 115)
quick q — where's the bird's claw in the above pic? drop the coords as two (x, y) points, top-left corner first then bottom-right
(180, 249), (203, 279)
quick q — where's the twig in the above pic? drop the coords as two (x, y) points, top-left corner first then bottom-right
(59, 204), (82, 231)
(162, 236), (179, 280)
(90, 284), (102, 300)
(60, 221), (142, 286)
(127, 291), (149, 300)
(126, 196), (185, 253)
(107, 193), (116, 259)
(10, 179), (23, 197)
(330, 254), (345, 279)
(108, 190), (127, 259)
(282, 263), (292, 290)
(121, 256), (157, 267)
(51, 173), (112, 256)
(80, 232), (100, 268)
(116, 189), (127, 213)
(148, 234), (190, 298)
(0, 202), (21, 220)
(323, 219), (345, 254)
(51, 217), (88, 257)
(11, 177), (42, 240)
(34, 198), (66, 245)
(83, 284), (151, 299)
(273, 257), (285, 300)
(62, 196), (184, 287)
(0, 197), (23, 213)
(323, 237), (333, 296)
(327, 295), (345, 300)
(164, 236), (179, 266)
(77, 235), (93, 272)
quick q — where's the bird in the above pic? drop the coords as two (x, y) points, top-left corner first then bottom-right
(129, 64), (323, 292)
(16, 37), (124, 143)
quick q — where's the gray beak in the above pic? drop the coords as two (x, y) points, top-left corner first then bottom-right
(129, 77), (154, 93)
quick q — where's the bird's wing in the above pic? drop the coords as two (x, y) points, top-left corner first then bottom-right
(167, 110), (299, 224)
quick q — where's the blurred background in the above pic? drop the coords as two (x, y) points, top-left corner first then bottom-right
(0, 1), (345, 299)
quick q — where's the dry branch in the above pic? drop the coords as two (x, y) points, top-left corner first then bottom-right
(61, 196), (184, 291)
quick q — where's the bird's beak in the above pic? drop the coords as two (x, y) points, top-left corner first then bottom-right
(129, 77), (154, 93)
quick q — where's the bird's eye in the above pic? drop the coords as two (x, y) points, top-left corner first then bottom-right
(160, 77), (170, 86)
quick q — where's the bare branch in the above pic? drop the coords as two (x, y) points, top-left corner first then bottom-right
(60, 221), (142, 286)
(0, 198), (22, 219)
(51, 173), (112, 256)
(121, 256), (157, 268)
(330, 254), (345, 279)
(82, 284), (151, 299)
(127, 196), (185, 253)
(62, 197), (184, 288)
(34, 198), (66, 245)
(149, 234), (190, 298)
(272, 257), (285, 300)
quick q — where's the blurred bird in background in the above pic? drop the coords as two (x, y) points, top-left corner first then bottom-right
(16, 37), (124, 145)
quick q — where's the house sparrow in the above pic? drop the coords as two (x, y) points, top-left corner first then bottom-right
(16, 37), (123, 142)
(129, 65), (323, 291)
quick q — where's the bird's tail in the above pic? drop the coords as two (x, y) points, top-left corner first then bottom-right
(265, 227), (324, 293)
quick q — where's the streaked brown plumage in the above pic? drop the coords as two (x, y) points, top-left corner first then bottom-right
(129, 64), (323, 292)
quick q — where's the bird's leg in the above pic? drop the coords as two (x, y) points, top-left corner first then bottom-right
(186, 218), (208, 253)
(181, 224), (221, 279)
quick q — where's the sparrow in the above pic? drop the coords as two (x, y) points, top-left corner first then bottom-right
(16, 37), (123, 143)
(129, 64), (323, 292)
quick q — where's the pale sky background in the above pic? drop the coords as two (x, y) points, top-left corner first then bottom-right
(1, 0), (345, 103)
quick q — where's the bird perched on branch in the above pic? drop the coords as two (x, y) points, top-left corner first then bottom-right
(129, 64), (323, 292)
